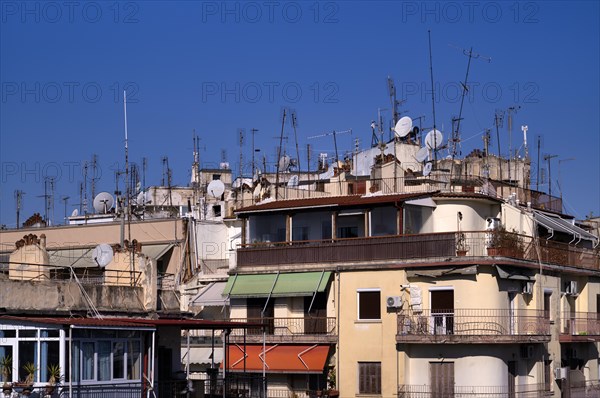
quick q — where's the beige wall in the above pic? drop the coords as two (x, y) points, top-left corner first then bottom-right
(431, 200), (500, 233)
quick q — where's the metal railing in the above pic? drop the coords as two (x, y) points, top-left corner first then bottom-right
(238, 230), (599, 270)
(398, 383), (550, 397)
(397, 309), (550, 339)
(157, 272), (175, 290)
(59, 382), (143, 398)
(561, 312), (600, 336)
(1, 264), (143, 287)
(571, 379), (600, 398)
(230, 317), (336, 337)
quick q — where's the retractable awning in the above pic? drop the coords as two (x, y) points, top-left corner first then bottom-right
(141, 243), (174, 260)
(224, 344), (330, 373)
(192, 282), (229, 307)
(406, 265), (478, 278)
(533, 211), (598, 244)
(495, 265), (534, 281)
(182, 347), (224, 366)
(223, 271), (332, 298)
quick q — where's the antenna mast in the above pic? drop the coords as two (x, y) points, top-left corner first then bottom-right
(14, 190), (24, 229)
(251, 128), (259, 177)
(506, 105), (520, 184)
(123, 90), (130, 217)
(275, 109), (287, 199)
(239, 129), (245, 180)
(291, 111), (301, 173)
(428, 30), (438, 164)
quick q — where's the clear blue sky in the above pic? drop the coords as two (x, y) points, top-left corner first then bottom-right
(1, 1), (599, 227)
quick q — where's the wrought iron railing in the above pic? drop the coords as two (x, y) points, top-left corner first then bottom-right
(157, 272), (175, 290)
(2, 264), (143, 287)
(561, 312), (600, 336)
(237, 230), (599, 270)
(397, 309), (550, 339)
(398, 383), (550, 397)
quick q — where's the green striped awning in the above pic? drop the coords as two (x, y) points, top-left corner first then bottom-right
(223, 271), (332, 298)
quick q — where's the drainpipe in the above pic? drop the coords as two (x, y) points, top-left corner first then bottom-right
(69, 326), (72, 398)
(336, 267), (341, 394)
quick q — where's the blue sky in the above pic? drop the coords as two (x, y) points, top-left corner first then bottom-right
(1, 1), (599, 226)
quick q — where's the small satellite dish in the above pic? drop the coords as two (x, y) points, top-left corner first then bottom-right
(93, 192), (115, 214)
(423, 162), (433, 177)
(278, 155), (291, 171)
(394, 116), (413, 138)
(92, 243), (113, 267)
(425, 129), (444, 149)
(71, 208), (79, 217)
(287, 175), (299, 187)
(415, 147), (429, 163)
(207, 180), (225, 198)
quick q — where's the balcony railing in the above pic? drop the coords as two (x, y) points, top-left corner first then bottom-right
(157, 272), (175, 290)
(561, 312), (600, 337)
(237, 231), (600, 271)
(398, 383), (550, 397)
(229, 317), (336, 342)
(397, 309), (550, 343)
(571, 380), (600, 398)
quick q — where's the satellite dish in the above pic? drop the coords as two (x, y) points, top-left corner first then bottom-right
(207, 180), (225, 198)
(394, 116), (413, 138)
(93, 192), (115, 214)
(278, 155), (291, 171)
(425, 129), (443, 149)
(415, 147), (429, 163)
(423, 162), (433, 177)
(71, 208), (79, 217)
(287, 175), (299, 187)
(92, 243), (113, 267)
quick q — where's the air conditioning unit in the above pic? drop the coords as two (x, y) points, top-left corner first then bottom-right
(485, 217), (501, 231)
(565, 281), (579, 296)
(554, 367), (567, 380)
(520, 345), (534, 359)
(522, 281), (534, 295)
(386, 296), (402, 309)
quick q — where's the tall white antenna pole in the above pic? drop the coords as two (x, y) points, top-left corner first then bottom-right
(123, 90), (129, 212)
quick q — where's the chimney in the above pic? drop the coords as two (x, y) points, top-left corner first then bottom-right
(40, 234), (46, 249)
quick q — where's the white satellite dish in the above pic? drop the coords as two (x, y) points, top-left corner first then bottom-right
(92, 243), (113, 267)
(93, 192), (115, 214)
(71, 208), (79, 217)
(423, 162), (433, 177)
(415, 147), (429, 163)
(207, 180), (225, 199)
(136, 191), (149, 205)
(278, 155), (291, 171)
(425, 129), (443, 149)
(287, 175), (299, 187)
(394, 116), (413, 138)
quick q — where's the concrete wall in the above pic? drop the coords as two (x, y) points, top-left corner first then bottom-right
(431, 200), (500, 233)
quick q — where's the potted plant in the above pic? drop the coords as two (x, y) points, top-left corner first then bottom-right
(18, 362), (36, 396)
(0, 355), (12, 395)
(456, 232), (469, 256)
(45, 364), (61, 395)
(326, 366), (339, 398)
(487, 227), (524, 257)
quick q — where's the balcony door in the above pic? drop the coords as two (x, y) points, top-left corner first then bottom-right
(508, 361), (517, 398)
(247, 298), (274, 335)
(431, 289), (454, 335)
(304, 293), (327, 334)
(430, 362), (454, 397)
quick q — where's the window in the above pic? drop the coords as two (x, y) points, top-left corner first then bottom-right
(212, 205), (221, 217)
(358, 290), (381, 320)
(370, 206), (397, 236)
(544, 291), (552, 320)
(212, 174), (221, 180)
(358, 362), (381, 394)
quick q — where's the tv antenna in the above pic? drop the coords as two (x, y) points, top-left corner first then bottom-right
(387, 76), (405, 128)
(428, 30), (439, 164)
(506, 105), (521, 183)
(543, 154), (558, 197)
(308, 129), (352, 193)
(14, 190), (24, 229)
(61, 195), (70, 224)
(275, 109), (287, 199)
(290, 110), (301, 173)
(238, 128), (245, 179)
(251, 128), (259, 177)
(448, 45), (491, 181)
(90, 154), (99, 201)
(161, 156), (173, 206)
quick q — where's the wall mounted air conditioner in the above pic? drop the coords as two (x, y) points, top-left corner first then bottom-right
(554, 367), (567, 380)
(386, 296), (402, 309)
(485, 217), (501, 231)
(522, 281), (534, 295)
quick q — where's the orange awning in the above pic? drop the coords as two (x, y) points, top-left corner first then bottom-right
(224, 344), (330, 374)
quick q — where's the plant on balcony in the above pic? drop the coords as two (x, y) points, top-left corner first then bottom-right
(15, 362), (36, 395)
(1, 355), (12, 394)
(326, 366), (339, 398)
(45, 364), (61, 395)
(456, 232), (469, 256)
(487, 227), (524, 257)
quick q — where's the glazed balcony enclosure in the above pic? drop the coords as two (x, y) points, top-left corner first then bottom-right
(396, 309), (550, 344)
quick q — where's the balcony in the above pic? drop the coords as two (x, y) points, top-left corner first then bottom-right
(396, 309), (550, 344)
(238, 231), (599, 271)
(398, 383), (551, 397)
(560, 312), (600, 342)
(229, 317), (337, 343)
